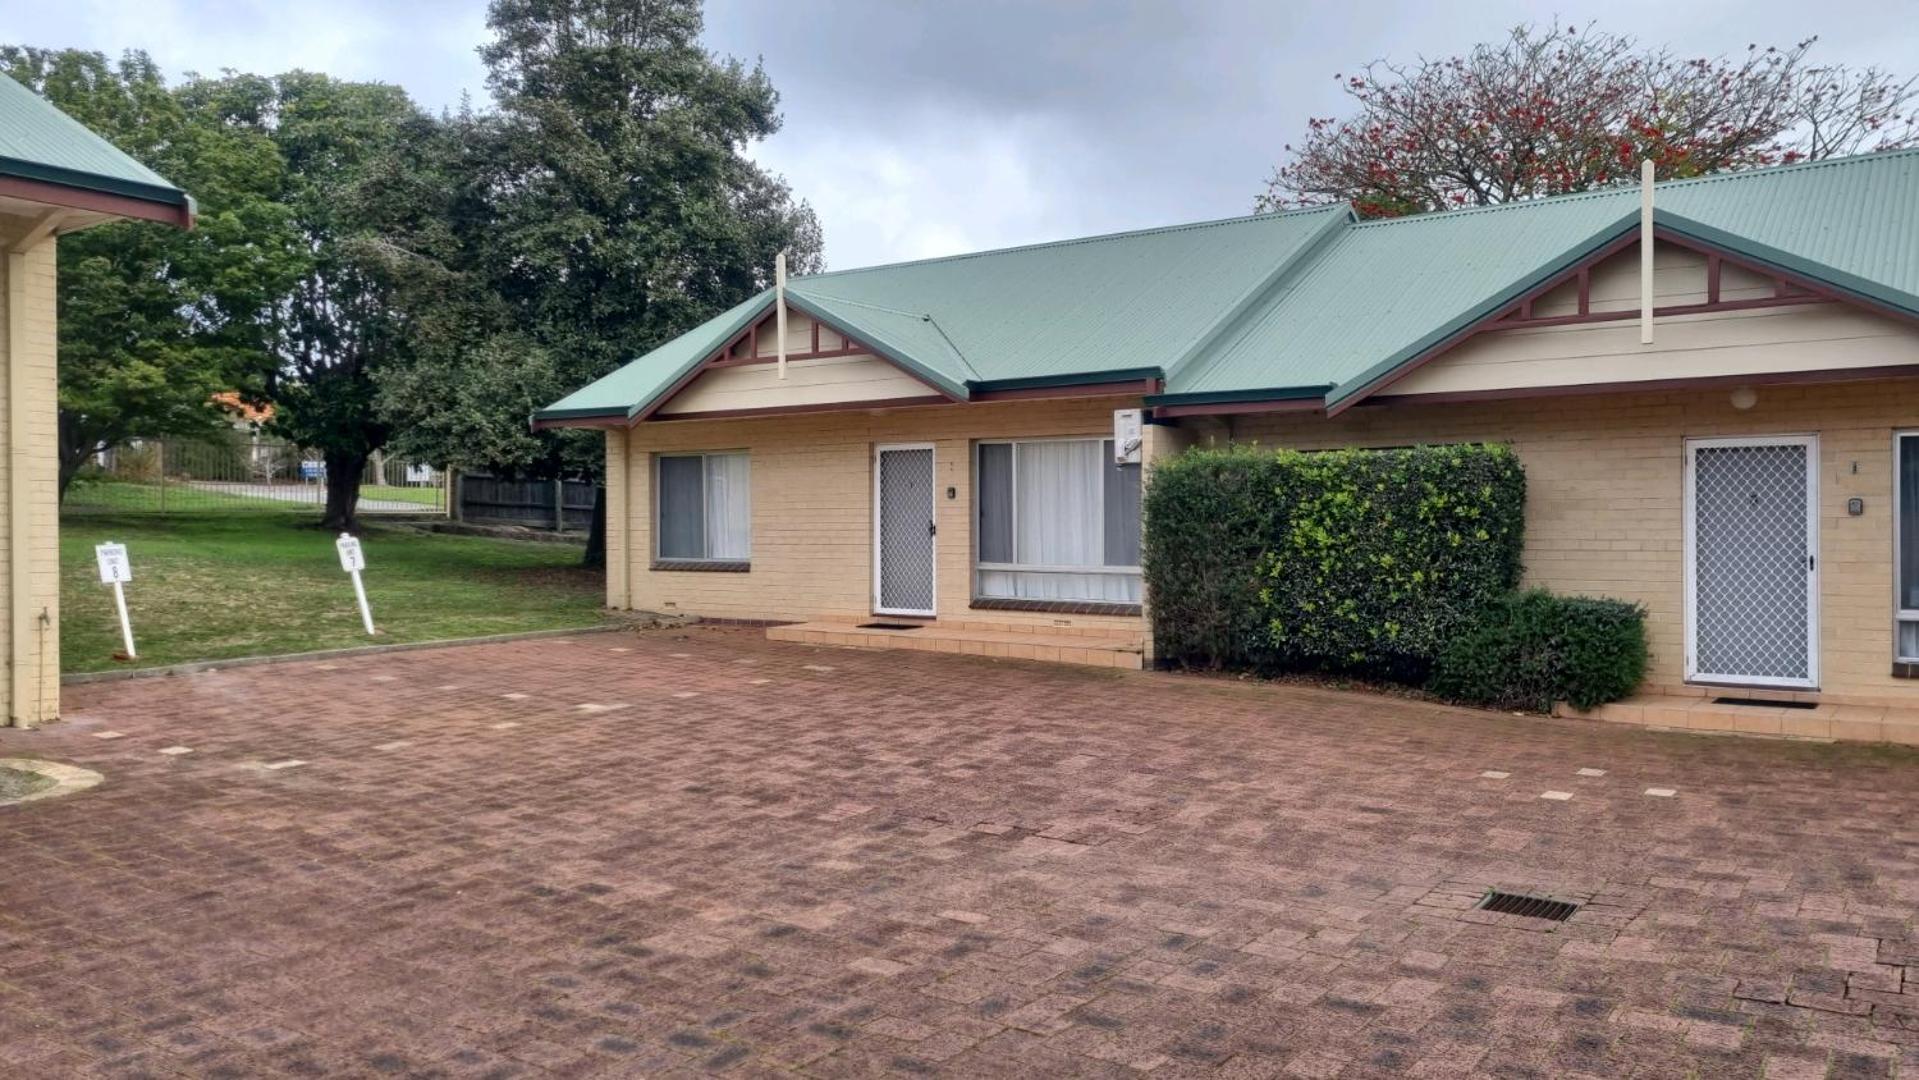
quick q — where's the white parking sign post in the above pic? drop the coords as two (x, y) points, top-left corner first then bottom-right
(336, 533), (375, 635)
(94, 542), (136, 658)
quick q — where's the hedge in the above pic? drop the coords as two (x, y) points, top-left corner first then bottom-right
(1430, 589), (1648, 711)
(1144, 443), (1526, 677)
(1136, 447), (1296, 668)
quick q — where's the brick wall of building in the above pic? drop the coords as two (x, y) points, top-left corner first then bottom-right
(0, 229), (63, 726)
(609, 396), (1157, 636)
(1230, 377), (1919, 705)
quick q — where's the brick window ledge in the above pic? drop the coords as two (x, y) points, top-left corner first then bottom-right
(651, 559), (750, 573)
(970, 597), (1143, 618)
(1894, 661), (1919, 680)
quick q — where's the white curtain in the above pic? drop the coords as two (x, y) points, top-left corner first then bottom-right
(703, 453), (751, 559)
(976, 440), (1139, 603)
(1015, 441), (1102, 565)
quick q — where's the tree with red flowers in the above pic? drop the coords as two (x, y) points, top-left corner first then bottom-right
(1261, 23), (1918, 218)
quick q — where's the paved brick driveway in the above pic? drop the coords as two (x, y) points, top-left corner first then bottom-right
(7, 628), (1919, 1078)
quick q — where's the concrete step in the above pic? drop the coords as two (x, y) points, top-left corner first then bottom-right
(767, 621), (1144, 670)
(1557, 695), (1919, 744)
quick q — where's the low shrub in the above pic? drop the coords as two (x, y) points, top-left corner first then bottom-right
(1430, 588), (1647, 712)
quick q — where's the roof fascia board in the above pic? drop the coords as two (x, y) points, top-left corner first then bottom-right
(969, 368), (1162, 392)
(0, 156), (189, 207)
(1162, 205), (1355, 384)
(0, 173), (193, 229)
(780, 291), (970, 400)
(1144, 384), (1333, 407)
(1324, 212), (1641, 415)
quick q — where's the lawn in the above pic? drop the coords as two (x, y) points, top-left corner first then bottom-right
(361, 483), (445, 507)
(62, 513), (608, 672)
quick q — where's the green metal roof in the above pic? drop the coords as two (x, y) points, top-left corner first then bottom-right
(538, 205), (1349, 421)
(540, 148), (1919, 424)
(0, 72), (189, 208)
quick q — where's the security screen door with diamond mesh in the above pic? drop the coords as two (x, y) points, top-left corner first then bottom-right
(877, 447), (936, 614)
(1689, 439), (1816, 686)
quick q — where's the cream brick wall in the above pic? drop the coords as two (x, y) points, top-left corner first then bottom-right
(0, 228), (62, 726)
(611, 397), (1153, 635)
(1228, 377), (1919, 705)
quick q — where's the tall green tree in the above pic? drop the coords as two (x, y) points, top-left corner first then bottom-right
(381, 0), (823, 563)
(0, 47), (303, 498)
(182, 71), (451, 530)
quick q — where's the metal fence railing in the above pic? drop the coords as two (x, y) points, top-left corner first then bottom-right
(63, 435), (449, 516)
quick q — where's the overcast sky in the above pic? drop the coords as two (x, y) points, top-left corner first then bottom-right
(9, 1), (1916, 269)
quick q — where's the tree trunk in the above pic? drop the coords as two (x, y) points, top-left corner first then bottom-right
(55, 413), (104, 506)
(582, 485), (606, 569)
(321, 449), (370, 532)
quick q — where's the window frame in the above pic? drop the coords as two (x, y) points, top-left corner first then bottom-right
(653, 450), (751, 566)
(1895, 431), (1919, 663)
(972, 436), (1142, 600)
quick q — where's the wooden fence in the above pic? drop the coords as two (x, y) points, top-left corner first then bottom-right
(456, 474), (599, 531)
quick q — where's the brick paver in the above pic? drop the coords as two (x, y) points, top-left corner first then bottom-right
(6, 628), (1919, 1077)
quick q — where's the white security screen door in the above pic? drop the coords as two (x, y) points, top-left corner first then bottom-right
(1684, 435), (1819, 688)
(875, 445), (936, 615)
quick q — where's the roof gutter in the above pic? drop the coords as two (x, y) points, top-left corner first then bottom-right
(1145, 384), (1332, 418)
(0, 160), (193, 229)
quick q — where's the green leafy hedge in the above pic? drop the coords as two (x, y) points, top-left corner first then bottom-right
(1143, 443), (1527, 677)
(1430, 589), (1648, 711)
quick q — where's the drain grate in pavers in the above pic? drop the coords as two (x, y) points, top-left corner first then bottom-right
(1478, 890), (1580, 922)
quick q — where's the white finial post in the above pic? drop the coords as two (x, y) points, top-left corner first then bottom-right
(775, 249), (789, 380)
(1640, 159), (1655, 345)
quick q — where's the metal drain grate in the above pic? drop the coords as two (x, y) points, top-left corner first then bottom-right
(1478, 890), (1580, 922)
(857, 622), (924, 631)
(1712, 696), (1816, 710)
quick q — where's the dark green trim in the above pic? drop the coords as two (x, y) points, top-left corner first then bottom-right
(0, 156), (187, 207)
(969, 367), (1161, 392)
(1145, 384), (1332, 407)
(532, 405), (630, 421)
(1325, 211), (1640, 411)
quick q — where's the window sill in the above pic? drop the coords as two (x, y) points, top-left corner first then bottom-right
(1894, 661), (1919, 680)
(970, 597), (1143, 618)
(651, 560), (750, 573)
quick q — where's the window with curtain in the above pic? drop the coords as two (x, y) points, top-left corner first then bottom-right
(1899, 434), (1919, 661)
(975, 438), (1141, 604)
(657, 452), (751, 562)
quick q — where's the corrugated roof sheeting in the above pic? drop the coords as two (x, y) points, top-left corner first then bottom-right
(0, 73), (186, 202)
(789, 205), (1349, 384)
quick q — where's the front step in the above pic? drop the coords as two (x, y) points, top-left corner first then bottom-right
(767, 621), (1143, 670)
(1557, 695), (1919, 744)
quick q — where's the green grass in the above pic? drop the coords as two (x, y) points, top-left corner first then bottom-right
(62, 513), (608, 673)
(361, 484), (445, 507)
(64, 479), (305, 513)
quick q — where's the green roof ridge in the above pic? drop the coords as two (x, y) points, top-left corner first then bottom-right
(1351, 146), (1919, 230)
(796, 203), (1347, 281)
